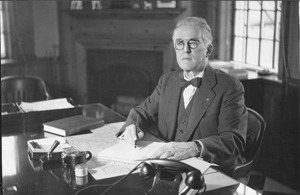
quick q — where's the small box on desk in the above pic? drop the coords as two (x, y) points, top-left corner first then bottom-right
(27, 137), (72, 160)
(1, 98), (82, 134)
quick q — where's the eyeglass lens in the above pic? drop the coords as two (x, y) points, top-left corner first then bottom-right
(175, 40), (200, 50)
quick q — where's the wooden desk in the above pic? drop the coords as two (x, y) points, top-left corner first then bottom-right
(2, 103), (261, 195)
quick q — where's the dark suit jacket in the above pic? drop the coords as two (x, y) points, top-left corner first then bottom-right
(120, 65), (248, 170)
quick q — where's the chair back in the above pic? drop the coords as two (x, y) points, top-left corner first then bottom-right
(1, 75), (50, 103)
(232, 108), (266, 180)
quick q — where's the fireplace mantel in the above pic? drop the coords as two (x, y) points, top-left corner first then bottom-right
(66, 8), (185, 20)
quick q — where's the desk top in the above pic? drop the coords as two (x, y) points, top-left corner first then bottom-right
(2, 103), (261, 195)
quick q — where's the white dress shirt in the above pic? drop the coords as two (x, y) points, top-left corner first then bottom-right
(182, 71), (204, 108)
(182, 71), (205, 158)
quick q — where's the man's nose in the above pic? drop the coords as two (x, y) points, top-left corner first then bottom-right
(183, 43), (191, 53)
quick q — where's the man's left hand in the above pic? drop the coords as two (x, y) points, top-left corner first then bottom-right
(151, 141), (198, 160)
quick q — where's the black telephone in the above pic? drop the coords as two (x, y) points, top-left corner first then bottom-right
(140, 159), (205, 195)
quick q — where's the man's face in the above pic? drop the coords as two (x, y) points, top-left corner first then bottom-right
(173, 25), (208, 73)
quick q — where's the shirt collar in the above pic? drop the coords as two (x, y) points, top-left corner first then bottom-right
(183, 69), (205, 81)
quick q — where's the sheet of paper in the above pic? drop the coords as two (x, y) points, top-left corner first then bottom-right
(66, 122), (139, 179)
(19, 98), (74, 112)
(97, 140), (166, 163)
(66, 122), (216, 181)
(66, 122), (124, 155)
(86, 158), (140, 180)
(181, 157), (212, 174)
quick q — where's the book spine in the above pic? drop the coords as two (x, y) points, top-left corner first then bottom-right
(67, 120), (105, 136)
(43, 125), (66, 136)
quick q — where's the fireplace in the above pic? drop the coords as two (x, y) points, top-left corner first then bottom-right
(86, 49), (163, 115)
(73, 36), (176, 109)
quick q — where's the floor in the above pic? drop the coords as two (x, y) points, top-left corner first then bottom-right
(247, 171), (300, 195)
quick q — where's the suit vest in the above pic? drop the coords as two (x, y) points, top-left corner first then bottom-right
(174, 92), (196, 141)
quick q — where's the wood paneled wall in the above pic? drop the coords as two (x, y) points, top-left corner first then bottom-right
(242, 78), (300, 191)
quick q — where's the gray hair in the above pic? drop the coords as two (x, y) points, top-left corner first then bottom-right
(172, 17), (213, 47)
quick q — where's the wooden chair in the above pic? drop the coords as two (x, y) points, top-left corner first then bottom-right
(1, 75), (51, 103)
(231, 108), (266, 184)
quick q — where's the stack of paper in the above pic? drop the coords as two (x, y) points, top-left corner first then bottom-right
(19, 98), (74, 112)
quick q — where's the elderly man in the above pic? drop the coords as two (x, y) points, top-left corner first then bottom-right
(117, 17), (247, 171)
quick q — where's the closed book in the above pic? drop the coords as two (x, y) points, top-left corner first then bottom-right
(43, 115), (105, 136)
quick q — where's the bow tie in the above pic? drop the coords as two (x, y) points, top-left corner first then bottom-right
(181, 77), (202, 88)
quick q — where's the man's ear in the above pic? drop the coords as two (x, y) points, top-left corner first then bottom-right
(206, 44), (213, 57)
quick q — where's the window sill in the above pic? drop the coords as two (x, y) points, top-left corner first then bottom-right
(1, 59), (22, 66)
(242, 69), (281, 83)
(209, 60), (281, 84)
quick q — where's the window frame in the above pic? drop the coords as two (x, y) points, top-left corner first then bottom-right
(1, 1), (10, 59)
(231, 0), (282, 73)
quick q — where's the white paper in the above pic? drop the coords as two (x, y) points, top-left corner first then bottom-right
(98, 140), (166, 163)
(65, 122), (216, 181)
(181, 157), (212, 174)
(66, 122), (138, 179)
(19, 98), (74, 112)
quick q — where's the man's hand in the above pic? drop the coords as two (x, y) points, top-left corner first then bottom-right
(151, 141), (198, 160)
(118, 124), (144, 146)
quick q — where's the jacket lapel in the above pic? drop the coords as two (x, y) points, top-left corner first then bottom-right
(182, 66), (217, 141)
(164, 71), (183, 140)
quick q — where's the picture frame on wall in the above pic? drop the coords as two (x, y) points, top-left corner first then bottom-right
(156, 0), (176, 9)
(70, 1), (83, 10)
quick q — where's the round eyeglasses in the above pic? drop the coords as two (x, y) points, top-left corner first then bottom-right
(174, 40), (200, 51)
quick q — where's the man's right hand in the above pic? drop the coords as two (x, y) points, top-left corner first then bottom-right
(118, 124), (144, 147)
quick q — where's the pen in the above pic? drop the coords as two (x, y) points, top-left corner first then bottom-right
(47, 140), (60, 159)
(115, 131), (123, 138)
(135, 129), (144, 148)
(116, 128), (144, 148)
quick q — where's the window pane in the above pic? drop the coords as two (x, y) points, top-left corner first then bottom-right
(234, 37), (246, 62)
(276, 11), (281, 41)
(1, 34), (4, 58)
(246, 38), (259, 65)
(248, 10), (261, 38)
(249, 1), (261, 10)
(263, 1), (275, 11)
(235, 10), (247, 36)
(0, 1), (5, 58)
(274, 41), (279, 71)
(236, 1), (248, 10)
(262, 11), (275, 39)
(260, 40), (274, 69)
(277, 1), (282, 11)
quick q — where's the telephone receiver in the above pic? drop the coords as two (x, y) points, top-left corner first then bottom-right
(140, 159), (205, 195)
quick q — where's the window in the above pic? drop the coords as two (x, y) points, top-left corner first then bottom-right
(233, 1), (282, 72)
(0, 1), (6, 58)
